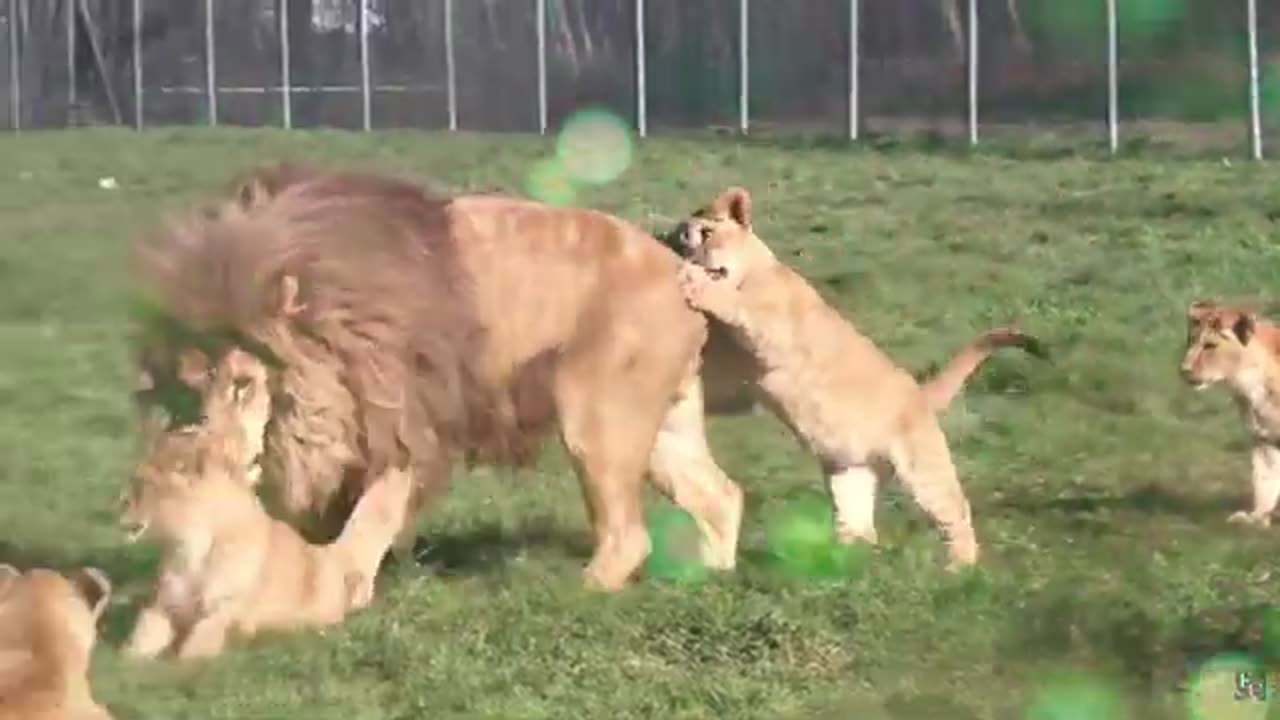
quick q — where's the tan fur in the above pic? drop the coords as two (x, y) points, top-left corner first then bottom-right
(673, 187), (1046, 568)
(1180, 299), (1280, 527)
(132, 163), (745, 592)
(120, 368), (414, 661)
(0, 564), (114, 720)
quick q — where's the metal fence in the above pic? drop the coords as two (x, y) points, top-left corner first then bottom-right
(2, 0), (1277, 157)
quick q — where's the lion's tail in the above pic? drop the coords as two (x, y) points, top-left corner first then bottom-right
(921, 327), (1047, 413)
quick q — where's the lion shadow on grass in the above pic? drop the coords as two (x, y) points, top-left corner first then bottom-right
(1002, 592), (1280, 701)
(988, 482), (1237, 526)
(404, 518), (591, 579)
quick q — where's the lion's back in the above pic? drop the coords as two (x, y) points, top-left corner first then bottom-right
(448, 195), (702, 359)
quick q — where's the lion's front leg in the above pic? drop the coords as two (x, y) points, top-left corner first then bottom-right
(1229, 444), (1280, 528)
(677, 262), (743, 323)
(124, 605), (177, 660)
(175, 606), (237, 661)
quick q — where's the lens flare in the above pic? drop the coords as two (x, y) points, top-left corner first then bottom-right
(1185, 653), (1269, 720)
(555, 108), (634, 186)
(645, 506), (709, 584)
(523, 157), (577, 208)
(1024, 672), (1130, 720)
(764, 494), (869, 581)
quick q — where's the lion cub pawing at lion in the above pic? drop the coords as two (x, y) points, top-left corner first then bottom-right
(1181, 300), (1280, 527)
(0, 564), (114, 720)
(122, 349), (413, 661)
(672, 187), (1046, 569)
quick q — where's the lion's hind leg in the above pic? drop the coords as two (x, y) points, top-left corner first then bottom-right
(828, 463), (880, 546)
(556, 365), (661, 592)
(886, 418), (979, 569)
(646, 369), (745, 571)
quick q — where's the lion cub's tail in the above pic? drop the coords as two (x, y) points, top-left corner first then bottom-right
(922, 327), (1047, 413)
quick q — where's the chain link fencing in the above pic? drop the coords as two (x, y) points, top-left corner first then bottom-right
(0, 0), (1275, 157)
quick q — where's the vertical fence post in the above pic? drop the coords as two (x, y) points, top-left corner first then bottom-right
(279, 0), (291, 129)
(8, 0), (19, 131)
(635, 0), (646, 138)
(848, 0), (859, 140)
(65, 0), (75, 121)
(359, 0), (370, 131)
(204, 0), (216, 125)
(1247, 0), (1262, 160)
(967, 0), (978, 145)
(444, 0), (456, 130)
(536, 0), (547, 134)
(738, 0), (748, 134)
(1106, 0), (1118, 154)
(132, 0), (142, 129)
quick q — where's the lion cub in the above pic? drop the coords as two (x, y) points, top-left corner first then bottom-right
(121, 412), (413, 661)
(673, 187), (1046, 569)
(1181, 300), (1280, 527)
(0, 564), (114, 720)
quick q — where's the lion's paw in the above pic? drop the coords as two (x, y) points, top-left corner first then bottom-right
(677, 262), (732, 316)
(1228, 511), (1272, 528)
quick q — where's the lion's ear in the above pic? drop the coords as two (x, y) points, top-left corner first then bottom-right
(1187, 299), (1217, 323)
(712, 187), (752, 227)
(0, 564), (20, 602)
(277, 274), (307, 317)
(176, 348), (212, 391)
(1233, 314), (1256, 344)
(67, 567), (112, 619)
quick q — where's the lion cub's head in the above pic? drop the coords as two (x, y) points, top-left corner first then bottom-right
(135, 340), (274, 487)
(1180, 300), (1270, 391)
(672, 187), (775, 287)
(0, 564), (112, 679)
(120, 421), (249, 545)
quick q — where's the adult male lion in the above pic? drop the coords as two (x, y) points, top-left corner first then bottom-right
(673, 187), (1046, 568)
(131, 163), (745, 592)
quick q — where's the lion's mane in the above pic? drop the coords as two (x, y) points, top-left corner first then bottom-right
(132, 163), (554, 529)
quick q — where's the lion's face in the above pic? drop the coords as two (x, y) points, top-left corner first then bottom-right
(135, 344), (272, 487)
(121, 419), (250, 544)
(1180, 300), (1258, 390)
(120, 428), (208, 544)
(673, 187), (766, 287)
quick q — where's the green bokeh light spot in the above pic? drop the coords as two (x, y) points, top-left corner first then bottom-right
(555, 107), (634, 186)
(523, 157), (577, 208)
(764, 494), (869, 581)
(1263, 63), (1280, 119)
(1025, 673), (1130, 720)
(1028, 0), (1185, 48)
(1185, 652), (1269, 720)
(645, 506), (709, 584)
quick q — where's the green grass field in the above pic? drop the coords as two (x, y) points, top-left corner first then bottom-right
(2, 128), (1280, 719)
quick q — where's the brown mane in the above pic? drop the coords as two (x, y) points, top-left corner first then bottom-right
(132, 163), (551, 526)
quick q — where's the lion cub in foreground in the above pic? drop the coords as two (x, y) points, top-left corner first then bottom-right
(674, 188), (1046, 568)
(121, 406), (413, 661)
(0, 564), (114, 720)
(1181, 300), (1280, 527)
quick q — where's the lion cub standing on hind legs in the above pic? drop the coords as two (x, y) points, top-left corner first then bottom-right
(121, 347), (414, 661)
(1180, 300), (1280, 527)
(673, 187), (1047, 569)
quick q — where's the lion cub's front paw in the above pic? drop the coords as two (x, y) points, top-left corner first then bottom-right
(1228, 510), (1272, 528)
(677, 262), (733, 315)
